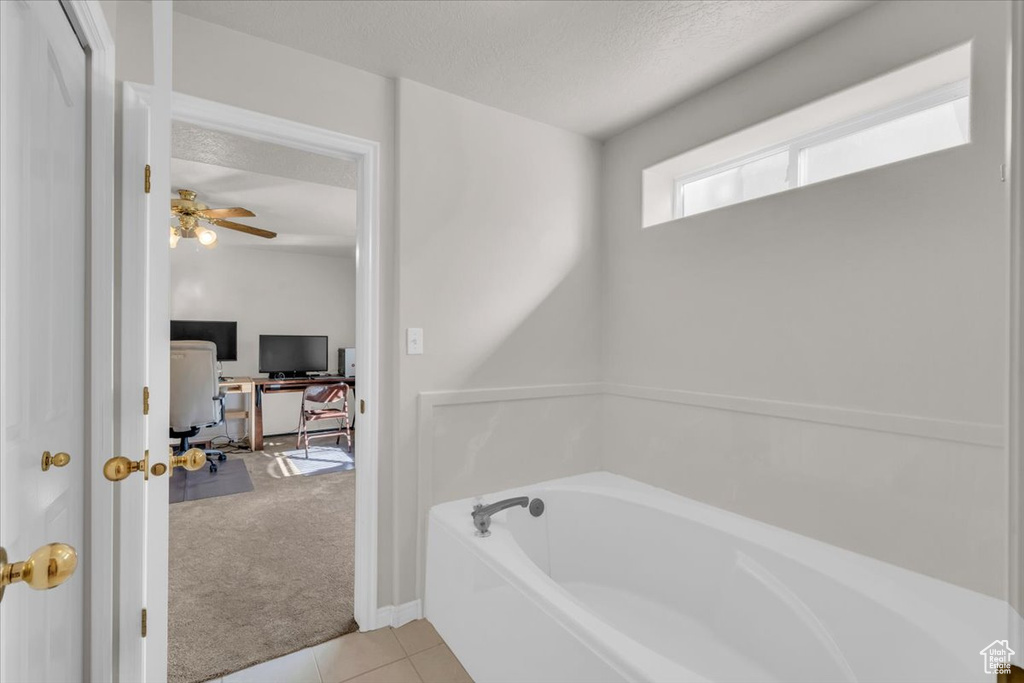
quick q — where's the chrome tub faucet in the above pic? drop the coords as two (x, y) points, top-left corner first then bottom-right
(472, 496), (545, 537)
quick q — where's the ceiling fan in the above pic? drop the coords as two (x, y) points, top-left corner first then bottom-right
(169, 188), (277, 249)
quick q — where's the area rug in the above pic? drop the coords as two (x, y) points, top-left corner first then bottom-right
(168, 441), (357, 683)
(168, 458), (254, 504)
(281, 445), (355, 476)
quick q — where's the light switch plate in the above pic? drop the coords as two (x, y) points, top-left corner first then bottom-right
(407, 327), (424, 355)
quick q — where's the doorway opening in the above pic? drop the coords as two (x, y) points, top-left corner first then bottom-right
(120, 86), (381, 683)
(166, 120), (362, 681)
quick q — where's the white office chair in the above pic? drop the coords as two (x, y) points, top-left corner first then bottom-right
(170, 340), (227, 473)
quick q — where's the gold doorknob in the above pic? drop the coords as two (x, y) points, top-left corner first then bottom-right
(0, 543), (78, 603)
(168, 448), (206, 476)
(150, 447), (205, 477)
(41, 451), (71, 471)
(103, 455), (148, 482)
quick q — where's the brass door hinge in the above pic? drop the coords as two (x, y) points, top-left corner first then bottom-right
(143, 386), (150, 415)
(141, 608), (147, 637)
(360, 399), (366, 414)
(144, 164), (151, 193)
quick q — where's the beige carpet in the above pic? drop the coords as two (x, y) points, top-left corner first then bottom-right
(168, 438), (357, 683)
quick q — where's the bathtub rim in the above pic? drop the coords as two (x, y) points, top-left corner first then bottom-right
(428, 471), (1011, 678)
(427, 500), (700, 682)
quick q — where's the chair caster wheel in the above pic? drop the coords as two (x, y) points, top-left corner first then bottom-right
(218, 453), (227, 461)
(209, 463), (218, 473)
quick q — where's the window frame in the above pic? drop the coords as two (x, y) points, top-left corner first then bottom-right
(673, 79), (970, 219)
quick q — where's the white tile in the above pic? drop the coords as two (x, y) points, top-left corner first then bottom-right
(313, 628), (406, 683)
(223, 647), (322, 683)
(393, 620), (443, 656)
(343, 658), (422, 683)
(409, 644), (472, 683)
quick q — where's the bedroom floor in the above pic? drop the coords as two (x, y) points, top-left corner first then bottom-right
(168, 436), (357, 683)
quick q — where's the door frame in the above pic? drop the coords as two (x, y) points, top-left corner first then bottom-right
(1009, 0), (1024, 661)
(120, 83), (383, 670)
(166, 91), (384, 633)
(58, 1), (116, 681)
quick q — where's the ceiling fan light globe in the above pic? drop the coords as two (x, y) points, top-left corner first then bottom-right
(169, 227), (180, 249)
(197, 228), (217, 246)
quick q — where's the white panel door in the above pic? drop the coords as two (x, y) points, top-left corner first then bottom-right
(0, 1), (87, 681)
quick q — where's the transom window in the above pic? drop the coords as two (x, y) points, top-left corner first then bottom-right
(640, 42), (972, 228)
(675, 81), (969, 218)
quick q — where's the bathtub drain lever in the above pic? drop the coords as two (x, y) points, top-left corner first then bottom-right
(472, 496), (544, 537)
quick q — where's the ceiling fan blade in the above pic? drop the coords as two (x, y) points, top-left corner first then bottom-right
(208, 218), (277, 239)
(197, 207), (256, 219)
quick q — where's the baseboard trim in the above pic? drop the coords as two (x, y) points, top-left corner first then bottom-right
(604, 383), (1004, 447)
(373, 600), (423, 630)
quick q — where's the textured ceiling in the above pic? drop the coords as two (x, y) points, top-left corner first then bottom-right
(170, 158), (357, 256)
(174, 0), (870, 139)
(172, 122), (358, 189)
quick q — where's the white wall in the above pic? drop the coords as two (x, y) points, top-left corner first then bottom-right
(396, 79), (603, 601)
(112, 4), (401, 605)
(601, 0), (1011, 598)
(116, 8), (605, 610)
(108, 0), (1018, 613)
(169, 245), (355, 436)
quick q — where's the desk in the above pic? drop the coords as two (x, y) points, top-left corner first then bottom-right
(252, 376), (356, 451)
(219, 377), (256, 449)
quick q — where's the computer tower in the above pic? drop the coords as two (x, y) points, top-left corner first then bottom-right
(338, 347), (356, 377)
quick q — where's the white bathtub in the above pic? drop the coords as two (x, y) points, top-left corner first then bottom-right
(425, 472), (1016, 682)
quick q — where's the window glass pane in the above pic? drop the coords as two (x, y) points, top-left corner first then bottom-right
(682, 167), (740, 217)
(801, 96), (969, 185)
(682, 150), (789, 217)
(739, 151), (791, 203)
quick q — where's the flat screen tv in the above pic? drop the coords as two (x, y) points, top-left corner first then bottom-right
(259, 335), (328, 378)
(170, 320), (238, 361)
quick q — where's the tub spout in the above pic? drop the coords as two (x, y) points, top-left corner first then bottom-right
(472, 496), (544, 537)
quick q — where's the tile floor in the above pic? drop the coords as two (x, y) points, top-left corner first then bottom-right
(212, 619), (473, 683)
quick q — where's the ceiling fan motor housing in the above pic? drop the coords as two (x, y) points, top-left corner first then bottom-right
(169, 188), (276, 244)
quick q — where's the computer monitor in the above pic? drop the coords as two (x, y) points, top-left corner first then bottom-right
(259, 335), (328, 377)
(170, 320), (238, 361)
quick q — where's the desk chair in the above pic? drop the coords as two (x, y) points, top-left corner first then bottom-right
(170, 340), (228, 473)
(297, 383), (351, 457)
